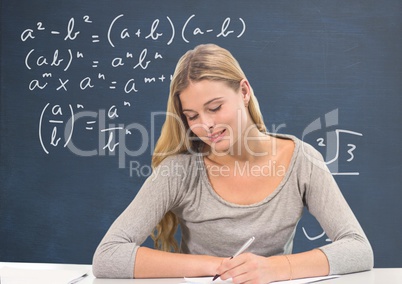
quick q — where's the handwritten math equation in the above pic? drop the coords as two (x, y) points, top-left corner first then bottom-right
(302, 109), (363, 176)
(38, 102), (147, 168)
(21, 13), (246, 94)
(21, 12), (247, 168)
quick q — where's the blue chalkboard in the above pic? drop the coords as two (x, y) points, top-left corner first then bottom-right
(1, 0), (401, 267)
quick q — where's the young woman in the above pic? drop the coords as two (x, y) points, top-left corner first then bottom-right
(93, 44), (373, 283)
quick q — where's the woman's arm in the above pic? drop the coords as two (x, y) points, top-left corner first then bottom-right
(302, 143), (374, 275)
(93, 156), (192, 278)
(135, 247), (223, 278)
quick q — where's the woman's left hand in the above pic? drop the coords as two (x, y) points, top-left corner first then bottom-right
(216, 253), (276, 284)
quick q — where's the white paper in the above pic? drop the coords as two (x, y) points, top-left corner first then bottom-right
(0, 266), (88, 284)
(183, 275), (340, 284)
(184, 276), (233, 283)
(270, 275), (340, 283)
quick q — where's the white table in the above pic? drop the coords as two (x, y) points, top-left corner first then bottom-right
(1, 262), (401, 283)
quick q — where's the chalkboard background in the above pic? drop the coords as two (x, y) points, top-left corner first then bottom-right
(1, 0), (401, 267)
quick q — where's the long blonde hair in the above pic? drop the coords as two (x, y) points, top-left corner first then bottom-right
(151, 44), (267, 251)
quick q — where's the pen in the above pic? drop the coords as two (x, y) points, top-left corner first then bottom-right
(212, 236), (255, 281)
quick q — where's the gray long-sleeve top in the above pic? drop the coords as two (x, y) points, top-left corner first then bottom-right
(92, 134), (374, 278)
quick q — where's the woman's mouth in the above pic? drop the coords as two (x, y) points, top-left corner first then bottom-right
(208, 129), (226, 143)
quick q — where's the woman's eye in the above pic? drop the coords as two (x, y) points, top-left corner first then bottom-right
(188, 115), (198, 121)
(210, 105), (222, 112)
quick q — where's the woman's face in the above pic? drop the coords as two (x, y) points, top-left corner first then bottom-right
(179, 79), (251, 154)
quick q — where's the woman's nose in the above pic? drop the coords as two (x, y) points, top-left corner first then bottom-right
(200, 115), (214, 132)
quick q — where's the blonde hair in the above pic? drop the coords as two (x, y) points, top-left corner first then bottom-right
(151, 44), (267, 251)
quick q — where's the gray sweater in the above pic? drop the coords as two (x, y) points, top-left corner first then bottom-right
(92, 134), (373, 278)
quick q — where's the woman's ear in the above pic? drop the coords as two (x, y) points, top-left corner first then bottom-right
(240, 79), (251, 107)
